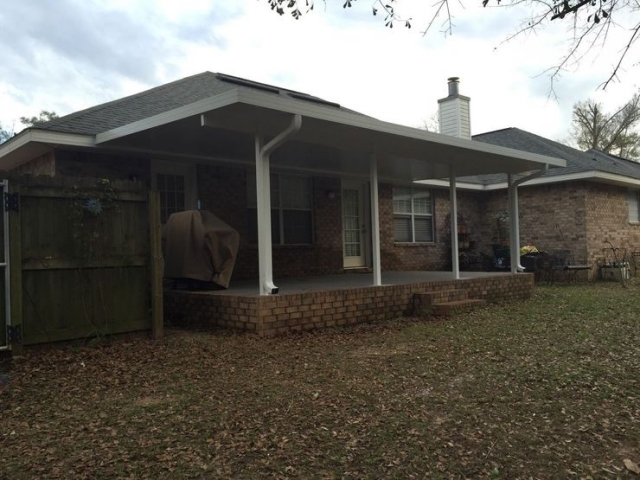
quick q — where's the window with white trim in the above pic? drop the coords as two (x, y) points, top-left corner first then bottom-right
(393, 187), (434, 243)
(629, 189), (640, 223)
(157, 173), (186, 223)
(248, 173), (313, 245)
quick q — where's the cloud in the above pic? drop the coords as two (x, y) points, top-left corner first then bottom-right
(0, 0), (638, 144)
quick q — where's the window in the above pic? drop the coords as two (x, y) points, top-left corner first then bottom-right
(629, 190), (640, 223)
(248, 174), (313, 245)
(157, 173), (186, 223)
(393, 187), (434, 243)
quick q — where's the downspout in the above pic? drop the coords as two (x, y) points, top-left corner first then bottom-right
(450, 165), (459, 280)
(261, 115), (303, 159)
(256, 114), (302, 295)
(508, 164), (549, 273)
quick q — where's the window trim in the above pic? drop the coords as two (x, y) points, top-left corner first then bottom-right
(247, 172), (314, 246)
(629, 189), (640, 224)
(151, 160), (197, 223)
(392, 186), (435, 244)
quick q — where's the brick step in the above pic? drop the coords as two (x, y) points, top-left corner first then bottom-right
(416, 289), (469, 304)
(413, 289), (470, 316)
(432, 299), (486, 317)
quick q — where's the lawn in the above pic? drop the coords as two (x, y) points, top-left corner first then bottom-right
(1, 283), (639, 479)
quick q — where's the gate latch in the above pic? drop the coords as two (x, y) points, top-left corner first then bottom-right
(7, 325), (21, 345)
(4, 192), (19, 212)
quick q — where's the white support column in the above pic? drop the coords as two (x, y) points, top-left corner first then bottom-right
(255, 135), (277, 295)
(254, 114), (302, 295)
(370, 152), (382, 286)
(507, 174), (521, 274)
(508, 174), (523, 273)
(449, 166), (460, 280)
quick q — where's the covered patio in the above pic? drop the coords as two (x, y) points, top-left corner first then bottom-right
(0, 73), (568, 341)
(93, 80), (565, 297)
(87, 77), (565, 335)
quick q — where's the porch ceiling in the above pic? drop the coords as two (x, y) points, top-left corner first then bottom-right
(93, 89), (565, 181)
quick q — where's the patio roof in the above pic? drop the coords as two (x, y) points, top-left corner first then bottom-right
(0, 73), (566, 180)
(94, 89), (565, 181)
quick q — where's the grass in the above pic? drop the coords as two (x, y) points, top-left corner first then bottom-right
(1, 283), (639, 479)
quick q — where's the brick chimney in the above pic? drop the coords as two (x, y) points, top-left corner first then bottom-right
(438, 77), (471, 139)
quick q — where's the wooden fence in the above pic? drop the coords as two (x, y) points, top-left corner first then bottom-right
(6, 175), (162, 348)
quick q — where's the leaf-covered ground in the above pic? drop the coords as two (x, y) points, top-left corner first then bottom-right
(1, 283), (639, 479)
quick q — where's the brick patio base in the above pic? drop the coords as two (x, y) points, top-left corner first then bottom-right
(164, 274), (534, 337)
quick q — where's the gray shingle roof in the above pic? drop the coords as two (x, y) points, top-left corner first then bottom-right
(31, 71), (361, 136)
(466, 127), (640, 185)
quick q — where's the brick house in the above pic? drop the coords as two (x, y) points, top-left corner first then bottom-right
(0, 73), (564, 284)
(0, 73), (566, 336)
(442, 129), (640, 278)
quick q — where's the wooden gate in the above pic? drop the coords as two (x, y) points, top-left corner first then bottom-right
(6, 175), (162, 348)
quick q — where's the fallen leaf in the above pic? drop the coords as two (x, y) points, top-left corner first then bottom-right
(624, 459), (640, 474)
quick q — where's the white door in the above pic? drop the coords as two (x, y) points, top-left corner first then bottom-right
(342, 181), (367, 268)
(151, 161), (197, 223)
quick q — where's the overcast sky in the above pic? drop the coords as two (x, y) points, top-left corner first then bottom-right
(1, 0), (639, 142)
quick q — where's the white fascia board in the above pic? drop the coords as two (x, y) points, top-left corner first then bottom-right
(421, 170), (640, 191)
(234, 90), (566, 169)
(94, 87), (565, 169)
(0, 130), (35, 158)
(95, 90), (240, 144)
(31, 130), (96, 147)
(488, 170), (640, 190)
(0, 130), (95, 155)
(417, 179), (486, 191)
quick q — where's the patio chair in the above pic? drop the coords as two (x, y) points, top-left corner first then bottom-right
(540, 249), (590, 284)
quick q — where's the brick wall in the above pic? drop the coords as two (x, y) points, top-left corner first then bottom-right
(54, 150), (151, 184)
(379, 185), (482, 271)
(197, 164), (343, 280)
(165, 273), (534, 336)
(584, 182), (640, 270)
(12, 151), (56, 176)
(477, 182), (589, 263)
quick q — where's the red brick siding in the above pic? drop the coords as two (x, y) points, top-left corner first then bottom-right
(478, 183), (589, 263)
(197, 164), (343, 280)
(379, 186), (481, 271)
(54, 149), (151, 184)
(11, 151), (56, 176)
(584, 182), (640, 269)
(165, 274), (534, 336)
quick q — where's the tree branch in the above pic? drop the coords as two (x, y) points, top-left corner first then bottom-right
(600, 22), (640, 89)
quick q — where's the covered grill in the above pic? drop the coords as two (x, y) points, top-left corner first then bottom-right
(163, 210), (239, 288)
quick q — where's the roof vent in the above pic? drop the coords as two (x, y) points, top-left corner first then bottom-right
(215, 73), (280, 94)
(447, 77), (460, 97)
(216, 72), (341, 108)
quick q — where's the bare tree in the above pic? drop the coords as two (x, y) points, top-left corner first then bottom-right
(0, 123), (13, 144)
(417, 112), (440, 132)
(571, 93), (640, 159)
(262, 0), (640, 91)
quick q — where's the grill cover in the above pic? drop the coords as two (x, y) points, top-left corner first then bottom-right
(163, 210), (239, 288)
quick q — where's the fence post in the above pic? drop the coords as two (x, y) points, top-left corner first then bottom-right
(8, 183), (23, 354)
(149, 191), (163, 340)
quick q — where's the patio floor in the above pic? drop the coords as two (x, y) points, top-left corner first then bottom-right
(208, 270), (511, 296)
